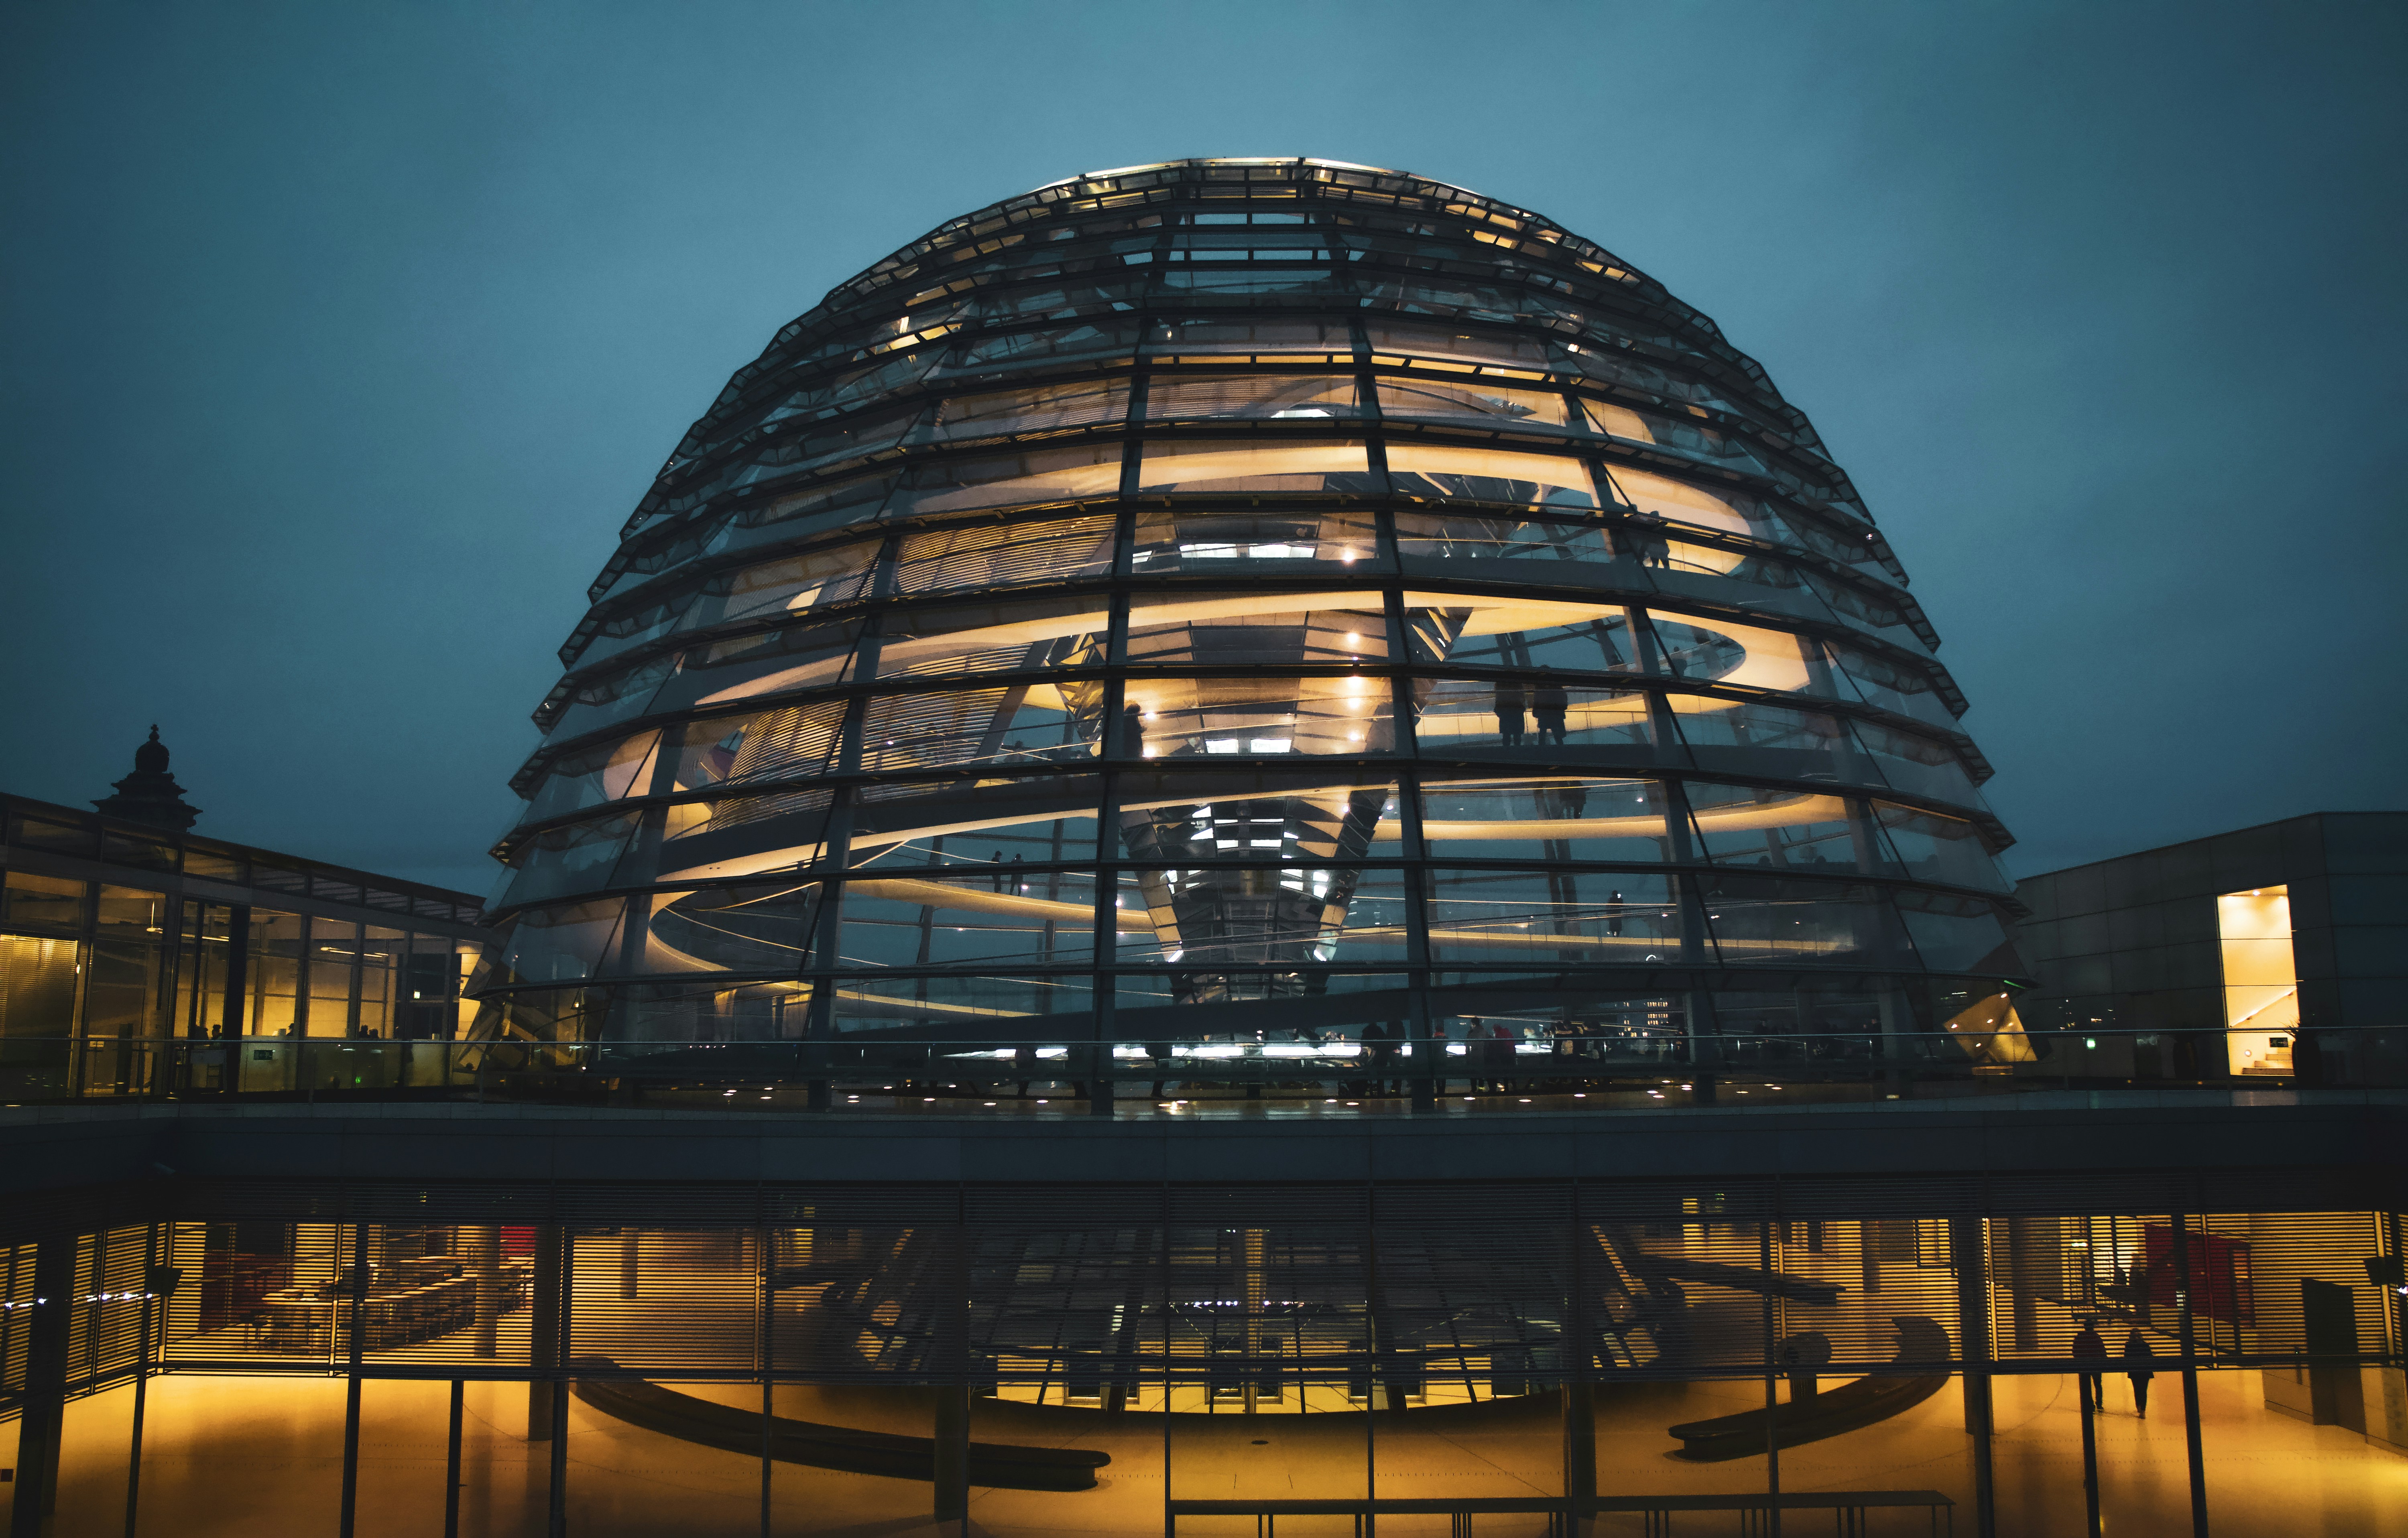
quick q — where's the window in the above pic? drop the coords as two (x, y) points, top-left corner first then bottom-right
(2219, 886), (2297, 1075)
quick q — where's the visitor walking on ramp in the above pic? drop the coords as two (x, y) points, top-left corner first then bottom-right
(2122, 1329), (2155, 1417)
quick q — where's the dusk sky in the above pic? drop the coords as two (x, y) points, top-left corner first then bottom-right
(3, 1), (2401, 896)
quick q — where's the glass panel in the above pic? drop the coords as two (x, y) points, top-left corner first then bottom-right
(888, 441), (1123, 517)
(709, 538), (880, 623)
(836, 973), (1093, 1039)
(1647, 613), (1751, 682)
(1423, 870), (1684, 965)
(308, 917), (358, 1036)
(1385, 441), (1597, 506)
(1699, 876), (1908, 967)
(744, 401), (919, 484)
(1670, 695), (1883, 785)
(635, 883), (821, 978)
(1413, 678), (1656, 754)
(1876, 802), (2009, 891)
(1125, 675), (1399, 758)
(1895, 890), (2018, 973)
(675, 621), (865, 712)
(1847, 718), (1985, 805)
(2, 870), (84, 929)
(858, 685), (1102, 773)
(657, 788), (836, 884)
(1113, 865), (1411, 972)
(917, 376), (1130, 440)
(1685, 784), (1871, 872)
(357, 925), (404, 1038)
(498, 811), (643, 908)
(1825, 639), (1962, 730)
(1402, 592), (1639, 670)
(94, 884), (165, 931)
(545, 648), (687, 741)
(1116, 776), (1397, 862)
(1394, 509), (1624, 567)
(845, 775), (1101, 872)
(1377, 374), (1569, 428)
(526, 729), (661, 821)
(838, 870), (1098, 969)
(1127, 590), (1389, 665)
(873, 594), (1108, 681)
(1364, 319), (1551, 370)
(938, 318), (1141, 372)
(1148, 315), (1352, 359)
(891, 515), (1116, 596)
(1144, 372), (1364, 421)
(1135, 437), (1371, 494)
(1417, 776), (1681, 861)
(1807, 569), (1930, 652)
(245, 909), (305, 1037)
(577, 542), (880, 668)
(488, 898), (628, 987)
(728, 469), (895, 549)
(79, 936), (163, 1090)
(1129, 506), (1381, 572)
(1607, 463), (1764, 539)
(670, 703), (846, 792)
(2219, 885), (2299, 1074)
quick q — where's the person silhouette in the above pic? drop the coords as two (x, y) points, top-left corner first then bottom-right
(2072, 1319), (2107, 1411)
(2121, 1329), (2155, 1417)
(1494, 682), (1527, 746)
(1532, 671), (1569, 745)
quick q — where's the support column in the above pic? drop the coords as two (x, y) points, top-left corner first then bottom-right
(339, 1224), (370, 1538)
(528, 1225), (563, 1440)
(9, 1235), (75, 1538)
(931, 1212), (971, 1526)
(2078, 1352), (2102, 1538)
(1760, 1221), (1782, 1538)
(1562, 1221), (1596, 1535)
(123, 1223), (162, 1538)
(444, 1380), (465, 1538)
(1950, 1217), (1996, 1538)
(547, 1231), (573, 1538)
(2174, 1213), (2210, 1538)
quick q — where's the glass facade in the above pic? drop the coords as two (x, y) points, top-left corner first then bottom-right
(480, 158), (2025, 1085)
(3, 1192), (2402, 1536)
(0, 793), (489, 1098)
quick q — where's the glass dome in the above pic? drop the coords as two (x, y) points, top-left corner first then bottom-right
(471, 157), (2026, 1097)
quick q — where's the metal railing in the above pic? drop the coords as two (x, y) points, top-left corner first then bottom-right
(2, 1025), (2397, 1110)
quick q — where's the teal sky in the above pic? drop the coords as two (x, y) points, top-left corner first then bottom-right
(2, 1), (2402, 892)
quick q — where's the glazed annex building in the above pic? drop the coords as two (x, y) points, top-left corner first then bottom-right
(2, 161), (2402, 1538)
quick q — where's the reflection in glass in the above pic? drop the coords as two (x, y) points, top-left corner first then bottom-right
(1417, 777), (1676, 861)
(1130, 508), (1379, 572)
(1424, 870), (1684, 963)
(1124, 675), (1397, 759)
(1385, 443), (1597, 507)
(1414, 679), (1655, 754)
(1136, 438), (1372, 495)
(1145, 374), (1363, 421)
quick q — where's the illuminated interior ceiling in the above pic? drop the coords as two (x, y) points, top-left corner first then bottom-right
(474, 157), (2026, 1042)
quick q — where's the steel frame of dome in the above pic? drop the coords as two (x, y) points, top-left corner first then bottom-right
(473, 156), (2027, 1099)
